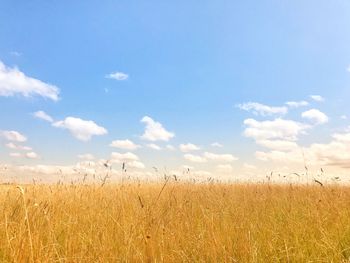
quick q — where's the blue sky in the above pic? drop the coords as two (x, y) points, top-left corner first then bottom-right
(1, 1), (350, 181)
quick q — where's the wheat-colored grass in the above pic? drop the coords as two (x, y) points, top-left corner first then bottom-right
(1, 182), (350, 262)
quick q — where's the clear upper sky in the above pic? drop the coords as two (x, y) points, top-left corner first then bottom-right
(1, 1), (350, 181)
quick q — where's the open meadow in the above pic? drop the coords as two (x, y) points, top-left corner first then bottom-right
(1, 181), (350, 262)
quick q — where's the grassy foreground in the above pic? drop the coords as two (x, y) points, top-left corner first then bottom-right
(1, 182), (350, 262)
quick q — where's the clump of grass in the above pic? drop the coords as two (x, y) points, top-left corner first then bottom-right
(1, 182), (350, 262)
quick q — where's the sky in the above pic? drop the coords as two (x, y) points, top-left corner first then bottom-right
(1, 0), (350, 183)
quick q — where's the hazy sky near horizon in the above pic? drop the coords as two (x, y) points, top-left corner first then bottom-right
(1, 1), (350, 180)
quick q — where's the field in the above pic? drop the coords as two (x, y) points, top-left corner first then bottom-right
(1, 181), (350, 262)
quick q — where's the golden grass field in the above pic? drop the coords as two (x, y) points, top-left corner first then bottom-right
(1, 181), (350, 262)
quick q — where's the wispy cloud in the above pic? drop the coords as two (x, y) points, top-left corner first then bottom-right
(203, 152), (238, 162)
(179, 143), (200, 152)
(0, 61), (60, 101)
(11, 152), (39, 159)
(33, 111), (54, 123)
(10, 51), (21, 57)
(237, 102), (287, 116)
(6, 142), (32, 151)
(285, 101), (309, 108)
(78, 153), (95, 160)
(146, 143), (162, 150)
(184, 154), (207, 163)
(211, 142), (223, 147)
(1, 130), (27, 142)
(106, 71), (129, 81)
(310, 95), (325, 102)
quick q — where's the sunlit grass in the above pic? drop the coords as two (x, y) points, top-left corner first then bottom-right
(1, 182), (350, 262)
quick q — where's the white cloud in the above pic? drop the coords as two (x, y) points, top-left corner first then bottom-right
(5, 142), (32, 151)
(10, 51), (21, 57)
(1, 130), (27, 142)
(0, 61), (59, 101)
(211, 142), (223, 147)
(310, 95), (325, 102)
(78, 153), (95, 160)
(203, 152), (238, 162)
(26, 152), (39, 159)
(140, 116), (174, 141)
(237, 102), (288, 116)
(341, 115), (347, 120)
(243, 118), (309, 141)
(184, 154), (207, 163)
(110, 139), (140, 150)
(301, 109), (329, 125)
(52, 117), (107, 141)
(254, 128), (350, 169)
(285, 101), (309, 108)
(347, 65), (350, 72)
(33, 111), (53, 122)
(179, 143), (200, 152)
(255, 150), (295, 163)
(127, 161), (145, 169)
(111, 152), (139, 163)
(256, 139), (298, 151)
(106, 71), (129, 81)
(146, 143), (162, 150)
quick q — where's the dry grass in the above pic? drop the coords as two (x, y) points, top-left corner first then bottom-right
(1, 182), (350, 262)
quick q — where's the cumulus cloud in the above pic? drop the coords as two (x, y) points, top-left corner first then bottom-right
(237, 102), (288, 116)
(243, 118), (309, 141)
(111, 152), (139, 162)
(127, 161), (145, 169)
(0, 61), (59, 101)
(301, 109), (329, 125)
(110, 152), (145, 169)
(110, 139), (140, 150)
(184, 154), (207, 163)
(106, 71), (129, 81)
(310, 95), (325, 102)
(33, 111), (53, 122)
(179, 143), (200, 152)
(1, 130), (27, 142)
(211, 142), (223, 147)
(5, 142), (32, 151)
(285, 101), (309, 108)
(203, 152), (238, 162)
(78, 153), (95, 160)
(140, 116), (174, 141)
(52, 117), (107, 141)
(146, 143), (162, 150)
(254, 128), (350, 169)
